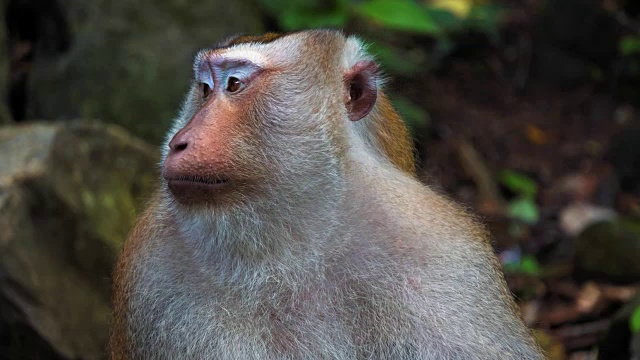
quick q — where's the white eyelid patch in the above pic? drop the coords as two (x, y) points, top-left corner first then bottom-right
(221, 49), (268, 67)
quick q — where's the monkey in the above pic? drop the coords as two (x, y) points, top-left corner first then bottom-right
(110, 30), (544, 359)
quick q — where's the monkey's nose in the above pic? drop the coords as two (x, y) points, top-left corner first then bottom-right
(164, 131), (193, 182)
(168, 134), (189, 155)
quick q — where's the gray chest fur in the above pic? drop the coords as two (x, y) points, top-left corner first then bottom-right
(126, 251), (360, 360)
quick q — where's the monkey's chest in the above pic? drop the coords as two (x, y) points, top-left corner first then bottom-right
(131, 278), (351, 359)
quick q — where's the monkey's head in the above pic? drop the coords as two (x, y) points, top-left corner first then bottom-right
(161, 30), (394, 210)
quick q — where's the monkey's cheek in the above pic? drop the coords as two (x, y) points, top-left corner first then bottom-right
(167, 180), (230, 205)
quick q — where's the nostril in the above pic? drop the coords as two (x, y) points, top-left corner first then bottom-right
(175, 142), (188, 151)
(170, 141), (188, 153)
(168, 129), (191, 154)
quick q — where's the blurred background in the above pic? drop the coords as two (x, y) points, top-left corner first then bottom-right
(1, 0), (640, 358)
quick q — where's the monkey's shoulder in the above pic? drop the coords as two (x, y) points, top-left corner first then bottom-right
(348, 169), (489, 246)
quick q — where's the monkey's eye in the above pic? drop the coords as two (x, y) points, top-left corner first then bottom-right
(226, 77), (243, 93)
(202, 83), (212, 98)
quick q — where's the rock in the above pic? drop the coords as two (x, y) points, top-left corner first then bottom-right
(574, 218), (640, 282)
(24, 0), (264, 143)
(559, 202), (616, 237)
(0, 121), (157, 359)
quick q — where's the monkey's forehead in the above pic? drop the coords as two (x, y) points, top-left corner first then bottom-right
(219, 32), (287, 48)
(193, 30), (370, 71)
(195, 31), (333, 67)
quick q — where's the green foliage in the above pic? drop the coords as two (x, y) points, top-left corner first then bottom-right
(424, 7), (460, 31)
(499, 170), (539, 224)
(356, 0), (503, 36)
(356, 0), (442, 35)
(462, 4), (503, 35)
(507, 197), (540, 225)
(620, 35), (640, 56)
(504, 255), (541, 276)
(285, 3), (349, 30)
(257, 0), (350, 30)
(257, 0), (324, 16)
(366, 42), (425, 75)
(499, 170), (537, 197)
(631, 305), (640, 333)
(257, 0), (504, 38)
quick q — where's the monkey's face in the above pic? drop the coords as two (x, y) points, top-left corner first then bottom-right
(161, 31), (379, 209)
(161, 55), (269, 207)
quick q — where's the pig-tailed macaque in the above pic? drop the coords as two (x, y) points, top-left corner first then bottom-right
(111, 30), (544, 359)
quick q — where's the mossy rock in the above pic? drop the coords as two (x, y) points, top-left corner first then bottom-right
(0, 120), (157, 359)
(574, 218), (640, 282)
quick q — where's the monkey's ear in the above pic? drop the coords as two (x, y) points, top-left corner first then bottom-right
(344, 60), (378, 121)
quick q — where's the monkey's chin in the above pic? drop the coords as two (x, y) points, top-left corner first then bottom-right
(166, 179), (230, 205)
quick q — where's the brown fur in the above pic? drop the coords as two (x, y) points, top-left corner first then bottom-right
(110, 194), (160, 358)
(368, 92), (416, 174)
(221, 32), (285, 47)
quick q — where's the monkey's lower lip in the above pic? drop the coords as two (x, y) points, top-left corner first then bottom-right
(166, 178), (230, 203)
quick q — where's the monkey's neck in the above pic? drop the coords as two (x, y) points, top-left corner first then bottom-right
(167, 183), (346, 286)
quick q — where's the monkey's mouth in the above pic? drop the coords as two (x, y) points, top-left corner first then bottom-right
(168, 176), (228, 186)
(165, 176), (230, 203)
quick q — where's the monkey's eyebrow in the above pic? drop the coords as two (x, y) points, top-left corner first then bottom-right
(194, 57), (263, 78)
(197, 46), (266, 64)
(212, 58), (262, 72)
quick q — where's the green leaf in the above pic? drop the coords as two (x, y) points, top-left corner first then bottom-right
(631, 305), (640, 333)
(257, 0), (315, 15)
(280, 8), (349, 30)
(356, 0), (442, 35)
(424, 7), (462, 31)
(499, 170), (537, 197)
(507, 196), (539, 224)
(519, 255), (541, 276)
(366, 42), (424, 75)
(463, 4), (504, 34)
(503, 254), (541, 276)
(257, 0), (349, 30)
(620, 36), (640, 56)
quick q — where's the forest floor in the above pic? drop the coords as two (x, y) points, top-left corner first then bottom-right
(412, 53), (640, 358)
